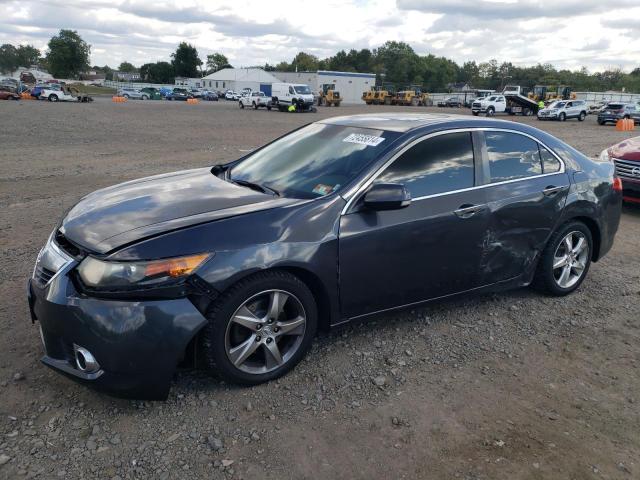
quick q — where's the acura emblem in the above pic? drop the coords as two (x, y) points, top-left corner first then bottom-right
(633, 167), (640, 177)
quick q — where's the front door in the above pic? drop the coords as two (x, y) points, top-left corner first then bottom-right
(339, 131), (490, 319)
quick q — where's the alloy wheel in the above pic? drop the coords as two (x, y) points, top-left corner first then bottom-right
(553, 231), (589, 289)
(224, 290), (307, 374)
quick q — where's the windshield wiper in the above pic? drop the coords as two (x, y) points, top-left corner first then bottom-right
(230, 178), (279, 196)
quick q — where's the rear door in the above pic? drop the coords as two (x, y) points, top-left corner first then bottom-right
(478, 130), (570, 284)
(339, 131), (490, 319)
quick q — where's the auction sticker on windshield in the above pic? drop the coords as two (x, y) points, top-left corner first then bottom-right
(342, 133), (386, 147)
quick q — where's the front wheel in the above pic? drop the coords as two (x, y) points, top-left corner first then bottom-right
(472, 111), (479, 116)
(239, 101), (244, 109)
(578, 111), (586, 121)
(252, 102), (257, 109)
(597, 119), (604, 125)
(486, 107), (494, 117)
(48, 94), (58, 102)
(141, 95), (148, 100)
(559, 112), (566, 121)
(201, 271), (317, 385)
(532, 221), (592, 296)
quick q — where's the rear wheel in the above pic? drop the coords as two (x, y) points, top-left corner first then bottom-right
(532, 221), (592, 296)
(201, 271), (317, 385)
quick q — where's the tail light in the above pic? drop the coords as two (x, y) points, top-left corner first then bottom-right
(613, 177), (623, 192)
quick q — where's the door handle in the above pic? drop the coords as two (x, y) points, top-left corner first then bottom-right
(454, 204), (485, 219)
(542, 185), (564, 197)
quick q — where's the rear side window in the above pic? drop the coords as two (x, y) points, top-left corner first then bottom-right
(376, 132), (475, 198)
(539, 146), (561, 173)
(485, 132), (542, 182)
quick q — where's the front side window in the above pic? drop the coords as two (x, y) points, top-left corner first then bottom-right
(230, 124), (399, 199)
(485, 132), (542, 183)
(375, 132), (475, 198)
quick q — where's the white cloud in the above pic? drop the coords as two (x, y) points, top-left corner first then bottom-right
(0, 0), (637, 72)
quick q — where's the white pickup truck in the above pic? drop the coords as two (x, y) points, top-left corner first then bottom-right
(239, 90), (272, 110)
(471, 85), (538, 117)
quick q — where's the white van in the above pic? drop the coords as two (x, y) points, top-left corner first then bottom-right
(271, 83), (314, 111)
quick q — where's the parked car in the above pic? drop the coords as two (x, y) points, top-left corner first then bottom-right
(166, 88), (194, 101)
(437, 96), (462, 108)
(597, 103), (640, 125)
(202, 90), (219, 101)
(140, 87), (161, 100)
(224, 90), (240, 100)
(27, 113), (622, 399)
(31, 83), (61, 99)
(239, 90), (272, 110)
(40, 87), (77, 102)
(117, 88), (150, 100)
(159, 87), (174, 98)
(271, 83), (315, 111)
(189, 89), (204, 98)
(600, 136), (640, 204)
(0, 89), (20, 100)
(537, 100), (587, 121)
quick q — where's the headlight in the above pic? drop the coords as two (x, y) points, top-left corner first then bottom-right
(77, 253), (211, 289)
(599, 149), (610, 162)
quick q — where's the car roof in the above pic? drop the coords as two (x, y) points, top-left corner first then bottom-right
(318, 113), (519, 133)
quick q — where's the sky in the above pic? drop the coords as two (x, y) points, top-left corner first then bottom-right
(1, 0), (639, 72)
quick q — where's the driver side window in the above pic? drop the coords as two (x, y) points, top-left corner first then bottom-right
(375, 132), (475, 198)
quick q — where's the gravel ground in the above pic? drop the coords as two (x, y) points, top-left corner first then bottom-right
(1, 98), (639, 480)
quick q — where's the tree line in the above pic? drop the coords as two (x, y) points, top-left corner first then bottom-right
(2, 32), (639, 93)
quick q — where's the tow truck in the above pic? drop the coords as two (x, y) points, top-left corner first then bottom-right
(471, 85), (539, 117)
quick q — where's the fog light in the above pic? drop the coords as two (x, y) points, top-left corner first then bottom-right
(73, 345), (100, 373)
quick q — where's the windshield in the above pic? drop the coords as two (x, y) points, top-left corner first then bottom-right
(294, 85), (311, 94)
(551, 102), (566, 108)
(487, 96), (496, 101)
(229, 124), (398, 199)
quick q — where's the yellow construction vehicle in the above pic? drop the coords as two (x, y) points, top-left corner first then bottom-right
(320, 84), (342, 107)
(418, 91), (432, 106)
(362, 87), (376, 105)
(394, 86), (421, 106)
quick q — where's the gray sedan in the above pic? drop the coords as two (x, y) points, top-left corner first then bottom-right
(117, 88), (150, 100)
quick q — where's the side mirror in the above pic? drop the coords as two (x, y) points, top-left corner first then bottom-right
(363, 183), (411, 211)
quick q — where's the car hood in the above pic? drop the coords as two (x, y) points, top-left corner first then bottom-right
(60, 167), (298, 254)
(609, 136), (640, 162)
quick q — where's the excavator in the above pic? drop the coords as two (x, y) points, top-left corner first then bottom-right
(319, 84), (342, 107)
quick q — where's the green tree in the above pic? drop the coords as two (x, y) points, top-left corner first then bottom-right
(118, 61), (137, 72)
(0, 44), (19, 73)
(291, 52), (319, 72)
(147, 61), (175, 83)
(16, 45), (42, 67)
(171, 42), (202, 78)
(206, 53), (230, 73)
(45, 30), (90, 78)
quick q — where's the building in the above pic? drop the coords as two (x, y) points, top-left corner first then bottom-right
(114, 71), (141, 82)
(198, 68), (281, 94)
(273, 70), (376, 104)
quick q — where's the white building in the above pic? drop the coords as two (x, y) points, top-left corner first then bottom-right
(195, 68), (281, 94)
(273, 70), (376, 104)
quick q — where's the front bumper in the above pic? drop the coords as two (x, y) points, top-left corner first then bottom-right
(621, 177), (640, 203)
(27, 273), (207, 400)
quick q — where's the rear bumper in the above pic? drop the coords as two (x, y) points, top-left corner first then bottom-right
(27, 275), (207, 400)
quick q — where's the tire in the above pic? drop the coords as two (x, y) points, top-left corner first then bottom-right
(239, 101), (244, 109)
(486, 107), (494, 117)
(123, 94), (129, 99)
(472, 111), (479, 116)
(267, 106), (272, 111)
(597, 119), (604, 125)
(141, 95), (148, 100)
(252, 102), (257, 109)
(201, 270), (318, 385)
(578, 111), (586, 121)
(532, 221), (592, 296)
(48, 94), (58, 102)
(559, 112), (566, 121)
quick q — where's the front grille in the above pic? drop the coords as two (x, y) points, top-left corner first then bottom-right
(472, 102), (481, 108)
(613, 158), (640, 180)
(34, 264), (56, 286)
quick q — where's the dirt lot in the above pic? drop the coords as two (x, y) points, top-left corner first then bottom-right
(0, 98), (639, 480)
